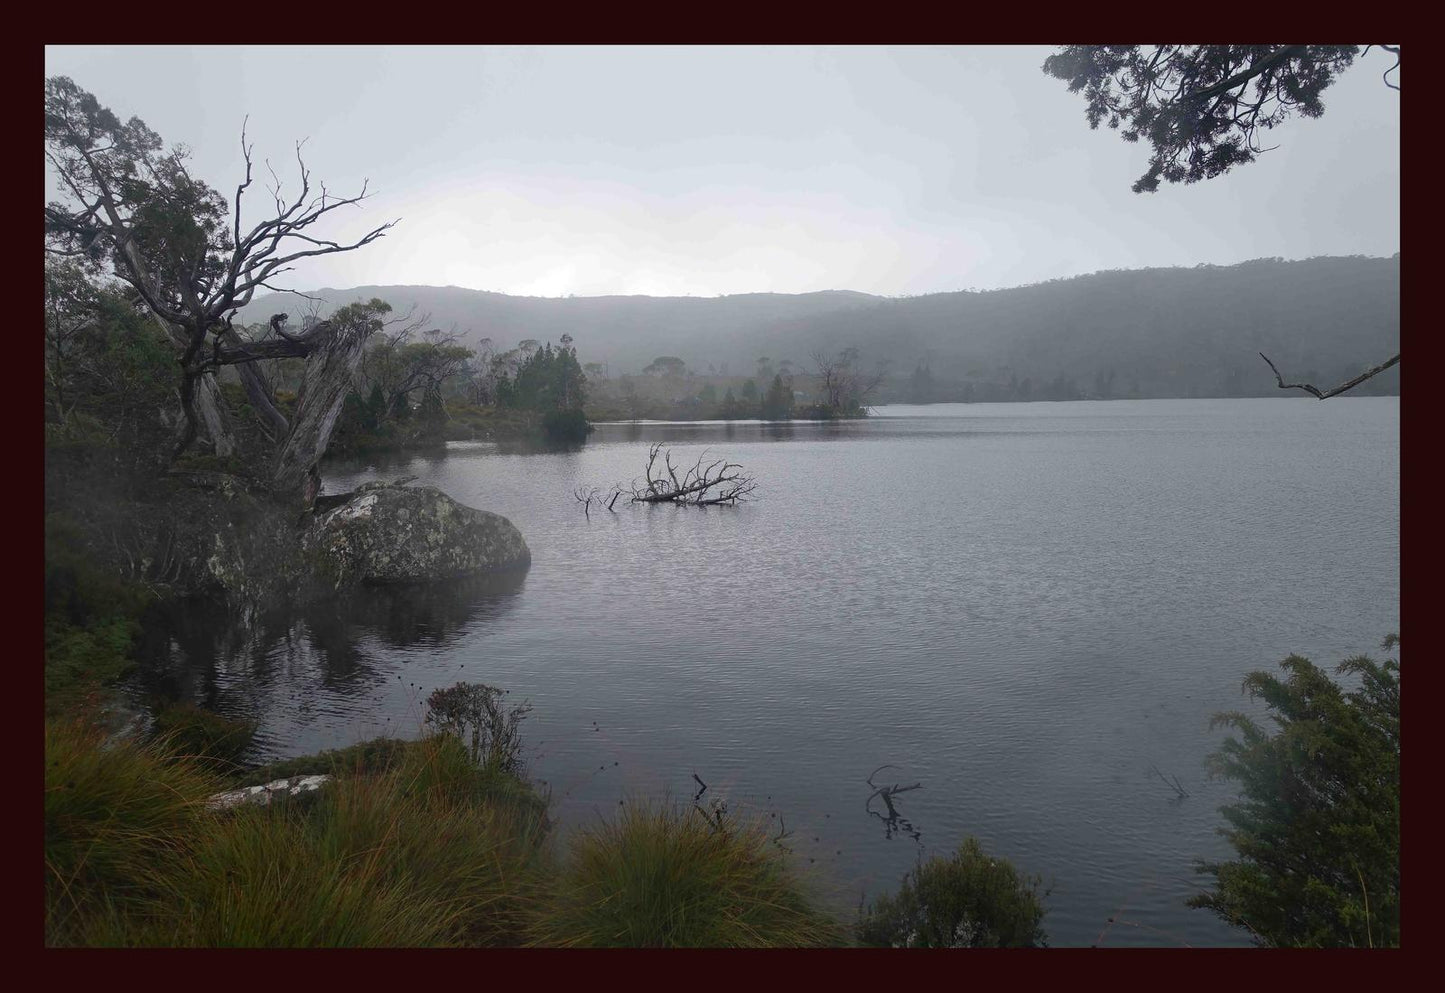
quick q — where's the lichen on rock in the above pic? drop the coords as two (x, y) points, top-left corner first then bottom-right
(209, 774), (331, 810)
(305, 482), (530, 587)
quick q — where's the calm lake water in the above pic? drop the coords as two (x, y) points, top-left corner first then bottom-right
(133, 398), (1400, 947)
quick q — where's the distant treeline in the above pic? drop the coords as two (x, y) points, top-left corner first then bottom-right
(241, 255), (1399, 402)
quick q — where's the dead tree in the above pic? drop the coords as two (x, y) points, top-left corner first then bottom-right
(624, 444), (757, 506)
(810, 347), (887, 415)
(1147, 762), (1191, 800)
(44, 76), (399, 503)
(572, 485), (621, 519)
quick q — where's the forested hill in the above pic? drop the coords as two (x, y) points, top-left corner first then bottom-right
(242, 255), (1399, 399)
(242, 287), (882, 375)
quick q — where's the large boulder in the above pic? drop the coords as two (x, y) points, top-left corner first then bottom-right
(306, 482), (530, 586)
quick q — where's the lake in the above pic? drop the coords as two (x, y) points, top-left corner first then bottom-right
(132, 397), (1400, 947)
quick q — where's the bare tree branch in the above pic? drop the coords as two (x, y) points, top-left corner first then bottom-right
(44, 78), (403, 492)
(1259, 352), (1400, 400)
(623, 444), (757, 505)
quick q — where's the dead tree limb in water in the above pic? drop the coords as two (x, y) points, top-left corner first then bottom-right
(626, 444), (757, 506)
(1147, 762), (1191, 799)
(1258, 351), (1400, 400)
(574, 485), (621, 518)
(865, 764), (923, 841)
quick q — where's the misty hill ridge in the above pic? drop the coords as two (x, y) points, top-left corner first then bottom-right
(242, 256), (1399, 397)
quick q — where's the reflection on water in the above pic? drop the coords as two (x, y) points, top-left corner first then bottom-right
(130, 570), (527, 756)
(131, 399), (1399, 946)
(865, 765), (924, 844)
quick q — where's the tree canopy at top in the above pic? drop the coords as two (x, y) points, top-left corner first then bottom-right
(1042, 45), (1397, 193)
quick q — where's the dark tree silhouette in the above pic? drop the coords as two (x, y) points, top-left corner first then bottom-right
(626, 444), (757, 506)
(811, 347), (886, 415)
(1042, 45), (1394, 193)
(44, 76), (398, 500)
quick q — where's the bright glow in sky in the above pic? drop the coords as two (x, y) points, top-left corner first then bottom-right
(44, 45), (1400, 297)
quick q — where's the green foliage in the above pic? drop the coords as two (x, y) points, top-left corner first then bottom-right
(392, 390), (412, 422)
(436, 401), (537, 443)
(1042, 46), (1369, 193)
(541, 407), (592, 444)
(45, 260), (179, 467)
(504, 340), (587, 412)
(44, 514), (152, 714)
(760, 374), (793, 420)
(331, 325), (474, 454)
(149, 702), (258, 774)
(364, 384), (387, 430)
(361, 324), (471, 422)
(533, 802), (840, 947)
(238, 737), (413, 786)
(46, 76), (233, 280)
(44, 620), (138, 717)
(857, 837), (1049, 947)
(643, 355), (687, 378)
(1189, 637), (1400, 947)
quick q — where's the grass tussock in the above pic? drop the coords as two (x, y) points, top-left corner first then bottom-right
(45, 729), (551, 947)
(45, 718), (223, 945)
(532, 801), (842, 947)
(46, 711), (841, 947)
(139, 734), (550, 946)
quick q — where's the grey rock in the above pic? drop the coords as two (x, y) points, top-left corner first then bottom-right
(306, 485), (530, 586)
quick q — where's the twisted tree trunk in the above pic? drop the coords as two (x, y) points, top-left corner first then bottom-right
(193, 372), (236, 457)
(150, 313), (236, 458)
(271, 320), (370, 504)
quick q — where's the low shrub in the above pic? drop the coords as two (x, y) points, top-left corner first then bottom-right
(858, 837), (1049, 947)
(44, 513), (152, 715)
(424, 681), (532, 776)
(238, 737), (413, 786)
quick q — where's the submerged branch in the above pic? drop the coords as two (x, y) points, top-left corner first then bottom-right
(625, 443), (757, 506)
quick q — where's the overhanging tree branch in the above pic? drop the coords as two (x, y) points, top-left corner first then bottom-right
(1258, 351), (1400, 400)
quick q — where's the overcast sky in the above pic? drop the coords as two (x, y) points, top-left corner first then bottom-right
(44, 45), (1400, 299)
